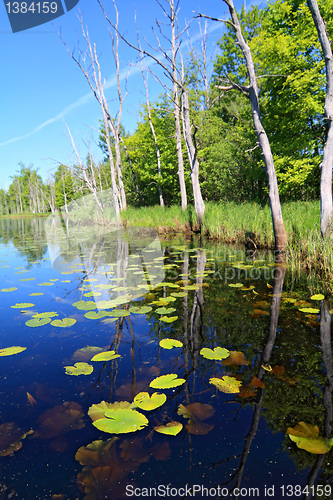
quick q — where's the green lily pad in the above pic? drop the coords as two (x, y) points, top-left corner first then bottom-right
(0, 346), (27, 356)
(287, 422), (333, 454)
(64, 362), (94, 376)
(129, 306), (153, 314)
(25, 317), (52, 327)
(228, 283), (244, 288)
(84, 292), (102, 298)
(88, 401), (132, 422)
(33, 311), (58, 318)
(1, 287), (17, 292)
(209, 376), (242, 393)
(154, 421), (183, 436)
(159, 338), (183, 350)
(298, 308), (320, 314)
(310, 294), (325, 301)
(51, 318), (77, 328)
(157, 282), (180, 288)
(11, 303), (35, 309)
(29, 292), (44, 296)
(170, 292), (188, 298)
(133, 392), (167, 411)
(150, 373), (186, 389)
(92, 408), (148, 434)
(155, 307), (177, 315)
(106, 309), (130, 318)
(38, 282), (54, 286)
(91, 350), (121, 362)
(160, 316), (178, 323)
(84, 311), (109, 320)
(182, 285), (200, 291)
(73, 301), (97, 311)
(200, 347), (230, 360)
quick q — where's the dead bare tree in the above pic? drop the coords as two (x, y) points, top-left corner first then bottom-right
(66, 125), (105, 218)
(307, 0), (333, 238)
(97, 0), (207, 224)
(197, 1), (288, 250)
(58, 7), (131, 220)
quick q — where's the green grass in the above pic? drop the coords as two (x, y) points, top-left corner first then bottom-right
(122, 200), (321, 246)
(122, 200), (333, 290)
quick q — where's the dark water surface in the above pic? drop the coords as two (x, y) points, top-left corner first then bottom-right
(0, 217), (332, 500)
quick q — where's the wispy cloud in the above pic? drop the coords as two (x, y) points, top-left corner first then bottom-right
(0, 20), (222, 148)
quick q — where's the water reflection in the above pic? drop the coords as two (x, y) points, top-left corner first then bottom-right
(0, 218), (332, 499)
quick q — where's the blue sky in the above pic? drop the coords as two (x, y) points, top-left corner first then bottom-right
(0, 0), (250, 190)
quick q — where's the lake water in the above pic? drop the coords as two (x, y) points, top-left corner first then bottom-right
(0, 216), (332, 500)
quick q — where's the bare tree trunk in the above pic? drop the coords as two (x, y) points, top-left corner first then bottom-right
(59, 16), (126, 221)
(181, 89), (205, 224)
(215, 0), (288, 251)
(109, 2), (127, 211)
(170, 0), (187, 211)
(307, 0), (333, 238)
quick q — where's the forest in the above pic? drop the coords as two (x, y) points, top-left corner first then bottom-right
(1, 0), (332, 248)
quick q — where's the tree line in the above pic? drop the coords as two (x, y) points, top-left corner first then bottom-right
(1, 0), (332, 247)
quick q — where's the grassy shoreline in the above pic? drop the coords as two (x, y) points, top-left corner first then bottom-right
(121, 201), (320, 246)
(121, 201), (333, 289)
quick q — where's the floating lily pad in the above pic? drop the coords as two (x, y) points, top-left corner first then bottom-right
(298, 308), (320, 314)
(73, 300), (97, 311)
(182, 285), (200, 291)
(33, 311), (58, 318)
(310, 294), (325, 301)
(84, 311), (109, 320)
(160, 316), (178, 323)
(92, 408), (148, 434)
(286, 421), (333, 454)
(51, 318), (77, 328)
(29, 292), (44, 296)
(154, 421), (183, 436)
(150, 374), (185, 389)
(108, 309), (130, 318)
(1, 287), (17, 292)
(159, 338), (183, 350)
(222, 351), (249, 366)
(11, 303), (35, 309)
(155, 307), (177, 315)
(38, 282), (54, 286)
(170, 292), (188, 298)
(0, 423), (32, 456)
(133, 392), (167, 411)
(129, 306), (153, 314)
(64, 362), (94, 376)
(228, 283), (244, 288)
(91, 350), (121, 362)
(84, 291), (102, 298)
(209, 376), (242, 393)
(25, 317), (52, 328)
(200, 347), (230, 360)
(88, 401), (132, 422)
(157, 282), (180, 289)
(0, 346), (27, 356)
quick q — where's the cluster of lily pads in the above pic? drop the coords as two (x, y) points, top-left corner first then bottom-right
(60, 340), (247, 438)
